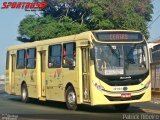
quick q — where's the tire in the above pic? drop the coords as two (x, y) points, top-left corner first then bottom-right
(114, 104), (130, 111)
(21, 84), (29, 103)
(65, 86), (77, 110)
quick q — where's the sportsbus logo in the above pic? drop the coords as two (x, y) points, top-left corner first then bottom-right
(1, 1), (48, 10)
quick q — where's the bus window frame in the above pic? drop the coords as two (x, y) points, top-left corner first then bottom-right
(48, 44), (62, 68)
(6, 51), (9, 70)
(16, 49), (26, 69)
(62, 42), (76, 68)
(26, 48), (36, 69)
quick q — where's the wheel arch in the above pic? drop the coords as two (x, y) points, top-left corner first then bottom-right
(21, 81), (27, 88)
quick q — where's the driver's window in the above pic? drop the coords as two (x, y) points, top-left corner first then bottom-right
(133, 46), (146, 64)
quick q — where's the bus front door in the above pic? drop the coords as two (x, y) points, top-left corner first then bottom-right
(11, 54), (16, 94)
(82, 47), (90, 102)
(40, 51), (46, 97)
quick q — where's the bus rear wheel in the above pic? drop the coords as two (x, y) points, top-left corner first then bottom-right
(114, 104), (130, 111)
(21, 84), (29, 103)
(65, 86), (77, 110)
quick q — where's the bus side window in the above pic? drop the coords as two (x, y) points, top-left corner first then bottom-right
(26, 48), (36, 69)
(17, 49), (25, 69)
(63, 42), (76, 68)
(6, 51), (9, 70)
(48, 44), (61, 68)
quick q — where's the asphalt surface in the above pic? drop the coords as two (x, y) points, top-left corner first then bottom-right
(0, 91), (160, 120)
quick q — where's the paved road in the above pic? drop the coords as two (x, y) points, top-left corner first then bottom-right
(0, 92), (160, 120)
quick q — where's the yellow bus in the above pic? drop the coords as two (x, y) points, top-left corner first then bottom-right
(5, 30), (151, 111)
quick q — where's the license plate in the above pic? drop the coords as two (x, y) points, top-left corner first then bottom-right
(121, 93), (131, 98)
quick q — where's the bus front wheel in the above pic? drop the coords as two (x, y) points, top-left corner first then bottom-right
(65, 86), (77, 110)
(114, 104), (130, 111)
(21, 84), (29, 103)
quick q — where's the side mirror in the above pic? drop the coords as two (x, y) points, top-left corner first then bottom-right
(90, 48), (95, 60)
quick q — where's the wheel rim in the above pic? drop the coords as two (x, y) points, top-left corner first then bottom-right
(22, 88), (27, 100)
(67, 91), (76, 105)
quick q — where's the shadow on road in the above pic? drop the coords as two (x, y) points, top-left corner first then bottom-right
(5, 93), (146, 114)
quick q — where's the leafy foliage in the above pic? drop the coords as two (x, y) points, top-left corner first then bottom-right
(18, 15), (88, 41)
(18, 0), (153, 42)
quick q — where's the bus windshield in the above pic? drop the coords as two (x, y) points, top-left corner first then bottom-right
(94, 43), (148, 76)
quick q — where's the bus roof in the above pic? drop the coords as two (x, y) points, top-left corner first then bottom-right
(7, 30), (141, 50)
(91, 29), (141, 33)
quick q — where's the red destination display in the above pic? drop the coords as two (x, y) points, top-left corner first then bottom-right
(93, 32), (143, 41)
(109, 34), (128, 40)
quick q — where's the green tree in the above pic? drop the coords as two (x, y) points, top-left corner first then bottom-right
(18, 0), (153, 42)
(18, 15), (88, 41)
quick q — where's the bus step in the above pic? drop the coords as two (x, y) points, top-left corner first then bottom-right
(39, 97), (46, 101)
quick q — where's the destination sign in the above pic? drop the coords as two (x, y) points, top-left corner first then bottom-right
(93, 32), (143, 41)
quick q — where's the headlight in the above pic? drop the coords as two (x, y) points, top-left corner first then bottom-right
(144, 81), (151, 88)
(92, 80), (105, 91)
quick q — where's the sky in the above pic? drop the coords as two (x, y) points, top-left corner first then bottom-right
(0, 0), (34, 75)
(0, 0), (160, 75)
(148, 0), (160, 41)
